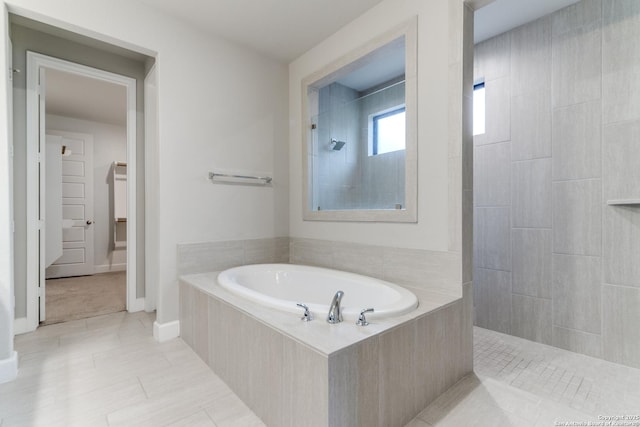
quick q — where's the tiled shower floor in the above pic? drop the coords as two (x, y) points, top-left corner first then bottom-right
(410, 328), (640, 427)
(1, 312), (639, 426)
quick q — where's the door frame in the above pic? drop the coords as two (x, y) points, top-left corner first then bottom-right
(25, 51), (140, 331)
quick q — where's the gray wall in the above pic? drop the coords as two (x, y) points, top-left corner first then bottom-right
(473, 0), (640, 368)
(11, 21), (150, 318)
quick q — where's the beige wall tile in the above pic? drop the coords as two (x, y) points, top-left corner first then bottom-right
(484, 77), (511, 144)
(290, 238), (333, 268)
(552, 101), (602, 181)
(382, 247), (461, 292)
(331, 241), (384, 279)
(177, 241), (244, 275)
(511, 17), (551, 97)
(474, 268), (511, 334)
(512, 90), (551, 161)
(511, 294), (552, 345)
(194, 291), (209, 362)
(179, 281), (194, 348)
(512, 228), (552, 299)
(474, 32), (510, 82)
(474, 142), (511, 207)
(552, 22), (601, 108)
(379, 321), (417, 427)
(602, 284), (640, 368)
(282, 339), (328, 427)
(552, 326), (602, 359)
(552, 180), (602, 256)
(552, 254), (601, 334)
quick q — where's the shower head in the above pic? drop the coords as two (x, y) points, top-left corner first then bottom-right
(330, 139), (346, 151)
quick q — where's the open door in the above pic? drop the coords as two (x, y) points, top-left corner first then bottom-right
(44, 131), (95, 280)
(44, 134), (63, 269)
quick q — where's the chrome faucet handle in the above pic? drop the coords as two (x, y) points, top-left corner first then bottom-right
(356, 308), (374, 326)
(296, 303), (313, 322)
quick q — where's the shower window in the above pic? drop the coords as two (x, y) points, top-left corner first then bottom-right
(473, 81), (485, 136)
(371, 106), (406, 155)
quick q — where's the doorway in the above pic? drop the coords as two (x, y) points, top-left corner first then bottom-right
(25, 52), (138, 329)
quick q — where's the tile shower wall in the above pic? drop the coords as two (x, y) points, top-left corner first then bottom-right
(315, 83), (360, 210)
(474, 0), (640, 369)
(313, 81), (405, 211)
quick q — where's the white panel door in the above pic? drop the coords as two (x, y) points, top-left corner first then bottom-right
(45, 132), (95, 279)
(44, 135), (63, 267)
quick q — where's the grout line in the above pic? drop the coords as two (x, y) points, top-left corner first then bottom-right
(511, 289), (552, 300)
(551, 324), (602, 337)
(204, 409), (219, 427)
(475, 204), (511, 209)
(551, 177), (602, 184)
(510, 156), (552, 164)
(602, 282), (640, 291)
(474, 139), (511, 148)
(137, 376), (149, 400)
(511, 226), (552, 230)
(476, 266), (512, 274)
(551, 252), (602, 259)
(600, 0), (606, 366)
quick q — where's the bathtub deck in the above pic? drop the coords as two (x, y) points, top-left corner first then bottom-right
(180, 272), (472, 427)
(181, 271), (461, 356)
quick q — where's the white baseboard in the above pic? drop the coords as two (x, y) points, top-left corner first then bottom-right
(94, 263), (127, 274)
(0, 351), (18, 384)
(128, 297), (145, 313)
(153, 320), (180, 343)
(13, 317), (31, 335)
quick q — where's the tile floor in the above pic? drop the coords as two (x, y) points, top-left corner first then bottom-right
(1, 312), (639, 426)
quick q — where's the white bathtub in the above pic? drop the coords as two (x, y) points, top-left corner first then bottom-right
(217, 263), (418, 322)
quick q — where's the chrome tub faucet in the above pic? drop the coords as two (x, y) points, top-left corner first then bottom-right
(327, 290), (344, 324)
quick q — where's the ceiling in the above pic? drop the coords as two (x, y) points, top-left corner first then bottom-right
(136, 0), (386, 62)
(336, 36), (405, 93)
(45, 68), (127, 126)
(475, 0), (580, 43)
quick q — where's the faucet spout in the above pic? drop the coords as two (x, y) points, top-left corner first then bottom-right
(327, 290), (344, 324)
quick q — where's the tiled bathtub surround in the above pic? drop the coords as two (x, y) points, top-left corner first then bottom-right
(177, 237), (289, 276)
(473, 0), (640, 368)
(180, 273), (471, 427)
(177, 236), (463, 297)
(290, 238), (463, 297)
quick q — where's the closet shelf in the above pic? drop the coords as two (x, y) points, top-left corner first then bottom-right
(607, 199), (640, 206)
(113, 161), (127, 249)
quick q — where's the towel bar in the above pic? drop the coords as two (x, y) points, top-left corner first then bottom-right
(208, 172), (272, 184)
